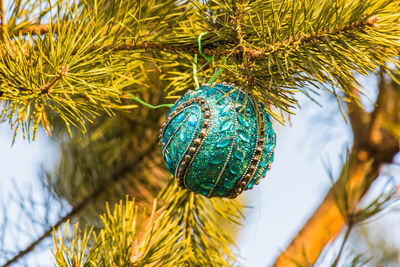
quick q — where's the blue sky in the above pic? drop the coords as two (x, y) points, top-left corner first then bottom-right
(0, 125), (57, 266)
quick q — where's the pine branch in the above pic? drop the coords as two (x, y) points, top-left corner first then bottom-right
(235, 0), (245, 49)
(18, 24), (49, 35)
(272, 75), (400, 267)
(0, 0), (10, 52)
(154, 181), (242, 266)
(2, 0), (400, 139)
(246, 15), (380, 60)
(16, 14), (380, 60)
(1, 138), (158, 267)
(38, 66), (68, 95)
(0, 0), (5, 43)
(53, 196), (182, 267)
(53, 182), (242, 266)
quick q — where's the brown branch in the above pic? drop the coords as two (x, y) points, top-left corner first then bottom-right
(272, 75), (399, 267)
(95, 15), (378, 60)
(247, 15), (380, 60)
(15, 16), (379, 62)
(0, 0), (5, 43)
(0, 0), (11, 52)
(1, 139), (159, 267)
(18, 24), (49, 35)
(235, 0), (245, 48)
(38, 66), (69, 95)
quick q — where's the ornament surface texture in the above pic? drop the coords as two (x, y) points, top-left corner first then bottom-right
(160, 83), (276, 198)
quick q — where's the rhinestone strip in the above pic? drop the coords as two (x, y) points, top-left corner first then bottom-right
(244, 103), (268, 190)
(169, 97), (211, 188)
(159, 103), (188, 143)
(206, 86), (238, 198)
(228, 101), (265, 198)
(161, 112), (192, 156)
(252, 132), (276, 186)
(159, 100), (206, 187)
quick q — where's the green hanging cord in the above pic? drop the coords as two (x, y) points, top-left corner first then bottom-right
(193, 54), (200, 89)
(195, 32), (226, 87)
(198, 32), (214, 62)
(129, 94), (174, 109)
(208, 56), (227, 84)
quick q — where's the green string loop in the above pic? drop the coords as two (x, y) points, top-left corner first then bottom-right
(198, 32), (214, 62)
(129, 94), (174, 109)
(193, 54), (200, 89)
(193, 32), (226, 88)
(208, 56), (227, 84)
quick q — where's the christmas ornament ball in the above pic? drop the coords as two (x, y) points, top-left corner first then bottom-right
(159, 83), (276, 198)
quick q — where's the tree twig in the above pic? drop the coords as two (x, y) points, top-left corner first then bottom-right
(235, 0), (245, 48)
(39, 66), (69, 95)
(16, 16), (380, 61)
(18, 24), (49, 35)
(0, 0), (7, 46)
(1, 139), (159, 267)
(332, 217), (354, 267)
(95, 15), (380, 60)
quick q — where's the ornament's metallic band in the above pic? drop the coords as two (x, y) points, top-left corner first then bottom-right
(254, 133), (276, 186)
(161, 112), (191, 156)
(244, 103), (267, 190)
(181, 98), (211, 189)
(172, 105), (202, 183)
(228, 101), (265, 198)
(159, 103), (187, 143)
(206, 86), (238, 198)
(160, 96), (211, 188)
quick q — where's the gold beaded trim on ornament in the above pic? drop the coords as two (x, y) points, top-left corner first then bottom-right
(206, 85), (238, 198)
(161, 112), (192, 156)
(228, 102), (266, 199)
(180, 98), (211, 189)
(159, 96), (211, 188)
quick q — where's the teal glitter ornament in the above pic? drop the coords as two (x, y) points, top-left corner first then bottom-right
(159, 83), (276, 198)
